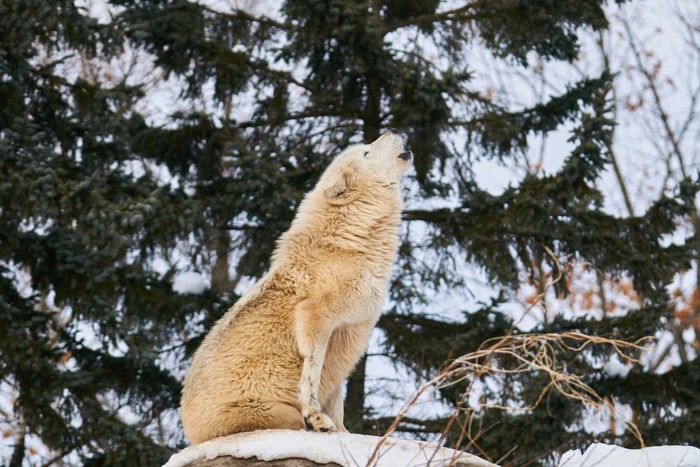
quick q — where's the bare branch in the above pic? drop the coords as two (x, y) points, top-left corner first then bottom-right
(368, 332), (651, 465)
(621, 16), (687, 177)
(597, 29), (635, 217)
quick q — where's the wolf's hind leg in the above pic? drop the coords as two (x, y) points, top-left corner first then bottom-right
(324, 384), (346, 432)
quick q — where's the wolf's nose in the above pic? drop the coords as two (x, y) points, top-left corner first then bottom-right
(398, 150), (413, 161)
(388, 128), (399, 134)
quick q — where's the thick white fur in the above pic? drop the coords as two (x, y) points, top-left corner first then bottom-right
(180, 132), (411, 444)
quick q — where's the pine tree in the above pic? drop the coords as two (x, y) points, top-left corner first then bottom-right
(1, 0), (697, 466)
(0, 0), (227, 464)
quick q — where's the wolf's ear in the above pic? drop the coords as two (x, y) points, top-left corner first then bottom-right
(324, 167), (360, 205)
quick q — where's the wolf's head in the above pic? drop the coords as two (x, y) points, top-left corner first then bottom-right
(322, 130), (412, 205)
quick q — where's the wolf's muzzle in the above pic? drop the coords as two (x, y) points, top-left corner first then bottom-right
(398, 150), (413, 161)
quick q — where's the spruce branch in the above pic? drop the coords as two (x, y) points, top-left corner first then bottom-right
(384, 4), (476, 33)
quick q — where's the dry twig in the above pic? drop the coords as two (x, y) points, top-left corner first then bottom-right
(367, 331), (650, 466)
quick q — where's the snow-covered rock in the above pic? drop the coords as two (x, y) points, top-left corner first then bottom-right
(559, 443), (700, 467)
(163, 429), (498, 467)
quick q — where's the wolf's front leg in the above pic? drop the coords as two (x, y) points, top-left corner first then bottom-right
(294, 299), (337, 432)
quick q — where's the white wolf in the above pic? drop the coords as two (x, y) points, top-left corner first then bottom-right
(181, 130), (412, 444)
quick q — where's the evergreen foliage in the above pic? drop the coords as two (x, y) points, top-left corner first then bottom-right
(1, 0), (698, 465)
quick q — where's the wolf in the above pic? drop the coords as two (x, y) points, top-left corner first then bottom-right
(180, 130), (412, 443)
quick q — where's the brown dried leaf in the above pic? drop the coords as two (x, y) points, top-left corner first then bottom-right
(675, 306), (693, 327)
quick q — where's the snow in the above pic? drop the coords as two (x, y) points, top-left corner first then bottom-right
(163, 431), (700, 467)
(162, 429), (497, 467)
(603, 356), (632, 378)
(559, 443), (700, 467)
(172, 271), (210, 295)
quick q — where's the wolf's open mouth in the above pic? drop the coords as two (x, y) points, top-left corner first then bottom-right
(398, 150), (412, 161)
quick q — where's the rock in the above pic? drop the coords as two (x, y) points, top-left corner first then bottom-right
(181, 455), (340, 466)
(559, 443), (700, 467)
(163, 429), (498, 467)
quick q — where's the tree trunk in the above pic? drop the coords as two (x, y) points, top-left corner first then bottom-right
(211, 225), (237, 294)
(9, 417), (25, 467)
(343, 68), (383, 431)
(343, 355), (367, 431)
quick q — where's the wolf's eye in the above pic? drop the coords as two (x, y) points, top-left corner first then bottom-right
(363, 151), (369, 157)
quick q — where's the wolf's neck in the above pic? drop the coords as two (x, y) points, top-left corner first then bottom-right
(272, 190), (402, 275)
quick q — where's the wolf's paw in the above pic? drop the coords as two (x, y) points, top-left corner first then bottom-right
(303, 409), (337, 433)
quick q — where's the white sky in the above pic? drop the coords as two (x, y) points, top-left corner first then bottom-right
(2, 0), (699, 465)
